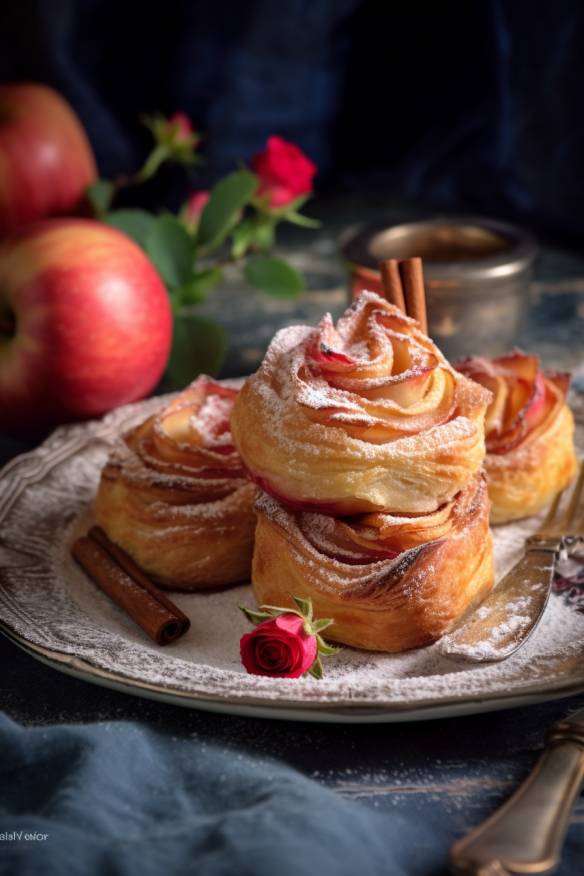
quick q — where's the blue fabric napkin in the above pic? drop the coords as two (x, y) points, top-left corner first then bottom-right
(0, 713), (445, 876)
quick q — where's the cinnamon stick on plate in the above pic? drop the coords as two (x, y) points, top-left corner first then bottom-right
(72, 527), (190, 646)
(379, 257), (428, 334)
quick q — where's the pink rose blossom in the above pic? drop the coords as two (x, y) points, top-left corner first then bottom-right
(240, 613), (318, 678)
(184, 190), (210, 230)
(251, 136), (316, 210)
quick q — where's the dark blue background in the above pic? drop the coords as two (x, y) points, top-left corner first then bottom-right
(1, 0), (583, 239)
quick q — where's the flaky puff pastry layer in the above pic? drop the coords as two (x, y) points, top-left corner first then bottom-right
(252, 474), (494, 652)
(231, 292), (491, 514)
(95, 377), (256, 590)
(457, 353), (577, 523)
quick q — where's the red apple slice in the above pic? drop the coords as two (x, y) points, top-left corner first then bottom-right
(484, 376), (509, 435)
(492, 351), (540, 383)
(322, 546), (400, 565)
(487, 375), (556, 454)
(310, 342), (356, 370)
(457, 352), (566, 455)
(251, 474), (347, 515)
(300, 516), (403, 565)
(307, 315), (358, 373)
(150, 377), (244, 474)
(545, 370), (571, 397)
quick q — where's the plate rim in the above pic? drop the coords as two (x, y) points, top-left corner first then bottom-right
(2, 620), (583, 723)
(1, 392), (584, 723)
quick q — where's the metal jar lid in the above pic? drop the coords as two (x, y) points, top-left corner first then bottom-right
(341, 216), (537, 287)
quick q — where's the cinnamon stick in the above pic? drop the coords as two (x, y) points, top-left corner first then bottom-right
(379, 259), (406, 313)
(72, 528), (190, 645)
(378, 257), (428, 334)
(399, 257), (428, 334)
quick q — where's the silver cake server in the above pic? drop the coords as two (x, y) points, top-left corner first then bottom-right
(441, 461), (584, 663)
(450, 705), (584, 875)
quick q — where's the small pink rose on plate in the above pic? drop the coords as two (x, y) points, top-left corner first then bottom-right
(239, 596), (340, 679)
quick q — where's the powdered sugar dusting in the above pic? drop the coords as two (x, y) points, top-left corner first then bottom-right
(0, 390), (583, 712)
(231, 300), (491, 520)
(250, 295), (487, 452)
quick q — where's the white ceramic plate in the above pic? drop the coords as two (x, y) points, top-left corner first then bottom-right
(1, 394), (583, 723)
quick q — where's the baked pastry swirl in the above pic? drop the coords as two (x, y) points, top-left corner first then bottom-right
(252, 474), (494, 651)
(95, 377), (256, 590)
(231, 292), (491, 514)
(456, 352), (577, 523)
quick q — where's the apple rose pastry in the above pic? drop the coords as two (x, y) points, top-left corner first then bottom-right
(95, 377), (256, 590)
(252, 474), (493, 651)
(456, 352), (577, 524)
(231, 292), (491, 514)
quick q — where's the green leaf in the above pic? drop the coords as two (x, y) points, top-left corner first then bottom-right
(244, 255), (304, 299)
(254, 192), (311, 217)
(281, 193), (310, 212)
(105, 209), (155, 248)
(169, 281), (204, 308)
(240, 606), (275, 626)
(253, 220), (275, 251)
(231, 218), (257, 259)
(166, 314), (226, 387)
(307, 656), (324, 680)
(173, 267), (223, 307)
(316, 635), (341, 657)
(312, 617), (334, 633)
(292, 595), (313, 620)
(139, 143), (171, 181)
(146, 215), (196, 287)
(192, 266), (223, 294)
(258, 604), (302, 617)
(198, 170), (258, 250)
(284, 211), (321, 229)
(87, 179), (114, 216)
(231, 215), (276, 258)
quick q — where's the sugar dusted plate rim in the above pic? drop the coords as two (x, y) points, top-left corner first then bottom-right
(1, 389), (583, 723)
(2, 624), (584, 723)
(5, 619), (584, 717)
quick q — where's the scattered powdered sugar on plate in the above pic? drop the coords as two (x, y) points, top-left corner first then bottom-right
(0, 391), (583, 713)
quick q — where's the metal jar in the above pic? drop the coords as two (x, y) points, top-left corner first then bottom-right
(341, 216), (537, 360)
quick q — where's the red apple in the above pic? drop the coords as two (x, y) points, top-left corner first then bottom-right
(0, 83), (97, 235)
(0, 219), (172, 437)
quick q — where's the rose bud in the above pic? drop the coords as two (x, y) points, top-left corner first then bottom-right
(182, 190), (210, 232)
(251, 135), (317, 211)
(166, 111), (194, 143)
(141, 112), (201, 179)
(239, 596), (338, 679)
(240, 613), (317, 678)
